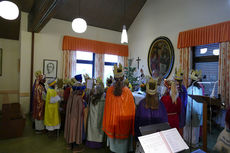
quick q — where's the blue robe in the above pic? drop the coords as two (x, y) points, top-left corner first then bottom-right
(134, 99), (168, 140)
(179, 85), (188, 128)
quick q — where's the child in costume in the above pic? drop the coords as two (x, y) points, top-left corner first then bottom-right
(213, 107), (230, 153)
(135, 77), (168, 153)
(183, 70), (203, 148)
(44, 79), (61, 134)
(64, 82), (86, 152)
(86, 77), (105, 148)
(173, 67), (188, 135)
(161, 79), (181, 130)
(103, 63), (135, 153)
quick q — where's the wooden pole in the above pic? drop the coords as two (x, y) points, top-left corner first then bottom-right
(30, 32), (35, 94)
(202, 102), (207, 152)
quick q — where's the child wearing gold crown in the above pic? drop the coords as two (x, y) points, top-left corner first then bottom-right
(161, 79), (182, 130)
(86, 77), (105, 148)
(183, 69), (203, 148)
(64, 81), (86, 152)
(134, 77), (168, 153)
(102, 63), (135, 153)
(173, 67), (188, 136)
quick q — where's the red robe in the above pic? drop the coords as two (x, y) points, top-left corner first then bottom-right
(33, 84), (46, 120)
(161, 92), (181, 130)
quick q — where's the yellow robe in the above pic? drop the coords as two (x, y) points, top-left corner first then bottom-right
(44, 88), (60, 127)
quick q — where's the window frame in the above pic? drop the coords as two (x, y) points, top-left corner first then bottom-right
(76, 52), (95, 78)
(192, 46), (219, 69)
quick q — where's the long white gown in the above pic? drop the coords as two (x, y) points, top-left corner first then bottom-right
(183, 85), (203, 147)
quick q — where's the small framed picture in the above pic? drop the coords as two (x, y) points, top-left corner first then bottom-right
(43, 59), (58, 78)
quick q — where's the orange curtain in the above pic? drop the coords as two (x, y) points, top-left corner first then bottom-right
(179, 47), (192, 88)
(218, 42), (230, 108)
(62, 36), (128, 57)
(178, 20), (230, 49)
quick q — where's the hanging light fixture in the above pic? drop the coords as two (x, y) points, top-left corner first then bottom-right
(0, 1), (19, 20)
(121, 0), (128, 43)
(72, 0), (87, 33)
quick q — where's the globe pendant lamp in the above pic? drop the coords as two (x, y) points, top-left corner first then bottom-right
(0, 1), (19, 20)
(121, 25), (128, 43)
(72, 0), (87, 33)
(121, 0), (128, 44)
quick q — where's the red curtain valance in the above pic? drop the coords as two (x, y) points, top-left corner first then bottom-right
(62, 36), (128, 57)
(177, 20), (230, 49)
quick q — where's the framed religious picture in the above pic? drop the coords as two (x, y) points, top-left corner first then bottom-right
(43, 59), (58, 78)
(147, 36), (174, 79)
(0, 48), (2, 76)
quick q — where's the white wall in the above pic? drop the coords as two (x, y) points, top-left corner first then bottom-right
(19, 12), (122, 114)
(0, 38), (20, 110)
(34, 15), (122, 79)
(128, 0), (230, 78)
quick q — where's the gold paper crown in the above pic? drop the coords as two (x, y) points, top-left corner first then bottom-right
(96, 77), (103, 84)
(124, 79), (129, 85)
(57, 78), (64, 89)
(70, 78), (76, 86)
(113, 63), (124, 78)
(83, 74), (90, 81)
(146, 77), (158, 95)
(106, 76), (113, 87)
(173, 67), (184, 81)
(190, 69), (202, 81)
(35, 70), (42, 78)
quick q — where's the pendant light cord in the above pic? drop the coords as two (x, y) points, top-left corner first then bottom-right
(78, 0), (80, 17)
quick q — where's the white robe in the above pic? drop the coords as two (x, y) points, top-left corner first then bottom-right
(183, 85), (203, 147)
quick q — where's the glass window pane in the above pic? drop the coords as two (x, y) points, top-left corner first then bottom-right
(104, 65), (114, 85)
(76, 51), (93, 61)
(104, 54), (118, 63)
(195, 62), (218, 97)
(76, 63), (93, 81)
(195, 43), (219, 57)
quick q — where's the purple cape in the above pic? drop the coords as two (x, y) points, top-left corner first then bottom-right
(179, 85), (188, 128)
(134, 99), (168, 140)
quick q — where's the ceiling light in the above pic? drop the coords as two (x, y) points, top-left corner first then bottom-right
(121, 25), (128, 43)
(72, 0), (87, 33)
(200, 48), (207, 54)
(72, 18), (87, 33)
(213, 49), (219, 56)
(0, 1), (19, 20)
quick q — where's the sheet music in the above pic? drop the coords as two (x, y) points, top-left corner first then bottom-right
(87, 79), (93, 89)
(138, 132), (171, 153)
(162, 128), (189, 153)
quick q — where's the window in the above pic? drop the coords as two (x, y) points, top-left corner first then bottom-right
(193, 43), (219, 97)
(76, 51), (95, 81)
(103, 54), (118, 84)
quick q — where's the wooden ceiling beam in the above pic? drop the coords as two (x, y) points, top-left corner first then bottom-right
(28, 0), (64, 32)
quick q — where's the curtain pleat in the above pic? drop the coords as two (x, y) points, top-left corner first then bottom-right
(178, 20), (230, 48)
(218, 42), (230, 108)
(118, 56), (128, 67)
(95, 54), (104, 79)
(179, 47), (191, 88)
(62, 36), (129, 57)
(62, 50), (76, 79)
